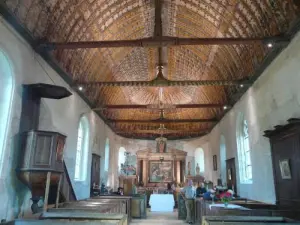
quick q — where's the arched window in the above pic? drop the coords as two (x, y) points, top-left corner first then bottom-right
(75, 116), (89, 181)
(118, 147), (126, 172)
(236, 114), (252, 183)
(220, 135), (227, 183)
(104, 138), (110, 172)
(0, 50), (14, 174)
(195, 148), (205, 173)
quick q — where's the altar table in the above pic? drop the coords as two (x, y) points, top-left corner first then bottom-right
(149, 194), (175, 212)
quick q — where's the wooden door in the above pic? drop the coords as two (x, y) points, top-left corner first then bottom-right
(226, 158), (237, 195)
(271, 132), (300, 207)
(91, 154), (101, 194)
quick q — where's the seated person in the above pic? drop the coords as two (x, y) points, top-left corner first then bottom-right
(203, 189), (216, 200)
(153, 188), (158, 194)
(196, 183), (207, 197)
(117, 187), (124, 195)
(171, 182), (176, 191)
(165, 183), (173, 194)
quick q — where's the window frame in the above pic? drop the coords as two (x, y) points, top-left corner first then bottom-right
(236, 116), (253, 184)
(0, 50), (14, 176)
(118, 147), (126, 173)
(74, 116), (89, 181)
(104, 138), (110, 172)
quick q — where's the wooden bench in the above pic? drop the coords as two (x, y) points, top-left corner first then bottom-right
(3, 220), (123, 225)
(202, 216), (299, 225)
(195, 199), (300, 224)
(40, 211), (127, 225)
(59, 201), (123, 214)
(87, 196), (132, 221)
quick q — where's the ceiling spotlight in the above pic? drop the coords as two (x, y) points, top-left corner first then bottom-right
(223, 106), (228, 110)
(267, 42), (273, 48)
(78, 86), (83, 91)
(240, 84), (244, 88)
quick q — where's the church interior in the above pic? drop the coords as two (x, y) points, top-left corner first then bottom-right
(1, 0), (300, 224)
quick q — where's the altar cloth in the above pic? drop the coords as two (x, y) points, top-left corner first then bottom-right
(149, 194), (175, 212)
(209, 203), (249, 210)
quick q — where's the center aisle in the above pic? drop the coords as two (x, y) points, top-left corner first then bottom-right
(131, 210), (186, 225)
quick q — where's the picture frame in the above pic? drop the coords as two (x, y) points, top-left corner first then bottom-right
(149, 160), (173, 183)
(279, 159), (292, 179)
(213, 155), (217, 171)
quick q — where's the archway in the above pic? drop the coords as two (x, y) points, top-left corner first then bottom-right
(195, 148), (205, 175)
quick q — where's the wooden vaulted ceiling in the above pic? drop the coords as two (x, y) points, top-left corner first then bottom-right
(1, 0), (300, 140)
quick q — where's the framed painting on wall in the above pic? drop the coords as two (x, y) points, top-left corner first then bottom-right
(149, 161), (173, 183)
(213, 155), (217, 171)
(279, 159), (292, 179)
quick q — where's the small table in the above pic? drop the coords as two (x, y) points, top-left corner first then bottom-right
(209, 203), (249, 210)
(149, 194), (174, 212)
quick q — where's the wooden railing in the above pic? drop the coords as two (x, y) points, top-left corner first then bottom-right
(48, 161), (76, 204)
(61, 161), (77, 201)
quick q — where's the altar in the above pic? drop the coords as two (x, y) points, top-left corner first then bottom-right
(149, 194), (174, 212)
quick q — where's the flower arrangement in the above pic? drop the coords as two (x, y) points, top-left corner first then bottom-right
(220, 190), (234, 206)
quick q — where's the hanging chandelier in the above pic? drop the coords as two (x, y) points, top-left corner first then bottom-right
(146, 66), (176, 111)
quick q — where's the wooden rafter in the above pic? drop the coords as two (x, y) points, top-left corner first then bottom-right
(39, 36), (290, 50)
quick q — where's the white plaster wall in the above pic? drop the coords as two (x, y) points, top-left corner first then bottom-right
(208, 32), (300, 204)
(0, 18), (119, 220)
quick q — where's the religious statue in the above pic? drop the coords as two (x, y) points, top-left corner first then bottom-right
(187, 161), (191, 175)
(156, 137), (167, 153)
(196, 163), (200, 175)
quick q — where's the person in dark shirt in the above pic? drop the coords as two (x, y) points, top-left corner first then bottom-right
(196, 182), (207, 197)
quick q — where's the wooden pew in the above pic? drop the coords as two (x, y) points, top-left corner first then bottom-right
(87, 196), (132, 221)
(4, 220), (123, 225)
(40, 211), (127, 225)
(59, 201), (124, 214)
(202, 216), (299, 225)
(196, 199), (300, 224)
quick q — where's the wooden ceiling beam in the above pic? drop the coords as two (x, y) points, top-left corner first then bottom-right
(115, 130), (207, 135)
(93, 103), (226, 110)
(108, 118), (217, 123)
(154, 0), (163, 38)
(76, 79), (249, 87)
(39, 36), (289, 50)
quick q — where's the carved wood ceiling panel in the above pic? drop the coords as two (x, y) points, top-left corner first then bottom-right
(2, 0), (300, 139)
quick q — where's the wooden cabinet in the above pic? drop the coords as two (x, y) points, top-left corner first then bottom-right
(264, 118), (300, 208)
(90, 154), (101, 196)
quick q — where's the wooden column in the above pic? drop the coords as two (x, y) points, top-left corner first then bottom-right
(55, 174), (62, 208)
(142, 159), (148, 186)
(43, 172), (51, 212)
(176, 161), (181, 183)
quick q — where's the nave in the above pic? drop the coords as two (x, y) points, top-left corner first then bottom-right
(1, 0), (300, 224)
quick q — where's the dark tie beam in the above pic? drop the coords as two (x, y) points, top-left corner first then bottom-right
(39, 36), (289, 51)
